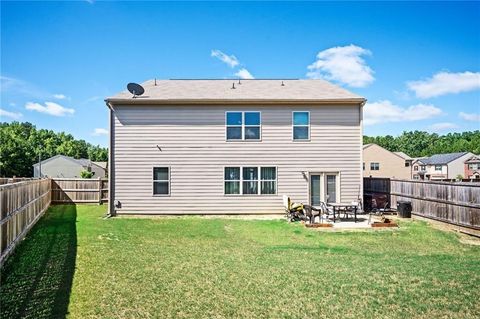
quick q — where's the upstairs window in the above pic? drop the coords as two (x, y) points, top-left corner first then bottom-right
(292, 111), (310, 140)
(435, 165), (442, 171)
(414, 166), (419, 171)
(421, 165), (426, 171)
(226, 112), (261, 140)
(153, 167), (170, 195)
(370, 162), (380, 171)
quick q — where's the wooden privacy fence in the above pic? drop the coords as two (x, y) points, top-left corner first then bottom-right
(51, 178), (108, 204)
(0, 179), (51, 266)
(364, 177), (480, 230)
(0, 177), (38, 185)
(0, 178), (109, 266)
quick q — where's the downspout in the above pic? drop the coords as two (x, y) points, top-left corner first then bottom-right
(359, 99), (366, 205)
(105, 100), (116, 217)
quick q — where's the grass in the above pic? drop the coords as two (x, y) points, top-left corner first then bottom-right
(1, 205), (479, 319)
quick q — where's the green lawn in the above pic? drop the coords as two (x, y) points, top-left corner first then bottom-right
(1, 205), (479, 319)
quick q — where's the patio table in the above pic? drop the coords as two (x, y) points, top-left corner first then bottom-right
(328, 203), (358, 223)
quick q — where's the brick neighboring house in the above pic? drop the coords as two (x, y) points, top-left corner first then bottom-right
(412, 152), (474, 180)
(464, 155), (480, 179)
(363, 143), (413, 179)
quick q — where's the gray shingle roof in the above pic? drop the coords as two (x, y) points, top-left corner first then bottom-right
(32, 155), (96, 168)
(106, 79), (365, 104)
(418, 152), (469, 165)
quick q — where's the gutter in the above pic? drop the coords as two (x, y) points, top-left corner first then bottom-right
(105, 100), (115, 217)
(104, 98), (367, 106)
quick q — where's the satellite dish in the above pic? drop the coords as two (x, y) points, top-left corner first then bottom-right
(127, 83), (145, 98)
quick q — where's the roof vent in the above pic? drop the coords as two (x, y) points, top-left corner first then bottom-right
(231, 82), (236, 89)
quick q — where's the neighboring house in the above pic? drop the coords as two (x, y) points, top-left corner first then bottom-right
(412, 152), (474, 180)
(464, 155), (480, 179)
(363, 143), (412, 179)
(33, 155), (107, 178)
(105, 79), (366, 215)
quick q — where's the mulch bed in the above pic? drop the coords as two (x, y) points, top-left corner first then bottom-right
(371, 222), (398, 228)
(305, 223), (334, 228)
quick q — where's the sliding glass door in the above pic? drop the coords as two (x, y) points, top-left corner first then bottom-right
(309, 172), (339, 205)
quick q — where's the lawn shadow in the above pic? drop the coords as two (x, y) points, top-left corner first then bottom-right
(0, 204), (77, 319)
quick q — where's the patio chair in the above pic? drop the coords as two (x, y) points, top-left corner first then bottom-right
(314, 201), (334, 223)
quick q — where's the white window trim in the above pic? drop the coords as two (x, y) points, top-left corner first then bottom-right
(225, 111), (262, 141)
(224, 166), (277, 196)
(370, 162), (380, 171)
(292, 111), (310, 141)
(153, 166), (170, 196)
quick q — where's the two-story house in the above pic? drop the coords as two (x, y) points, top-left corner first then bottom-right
(105, 79), (365, 215)
(363, 143), (412, 179)
(464, 155), (480, 179)
(412, 152), (474, 180)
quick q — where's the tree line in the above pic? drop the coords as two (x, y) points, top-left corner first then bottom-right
(0, 122), (108, 177)
(363, 130), (480, 158)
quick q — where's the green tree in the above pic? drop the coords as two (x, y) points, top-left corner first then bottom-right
(363, 130), (480, 158)
(80, 170), (94, 179)
(0, 122), (109, 177)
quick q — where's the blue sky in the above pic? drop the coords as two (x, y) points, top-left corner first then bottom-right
(1, 1), (479, 147)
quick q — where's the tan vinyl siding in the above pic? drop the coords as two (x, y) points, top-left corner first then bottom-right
(113, 105), (362, 214)
(363, 144), (411, 179)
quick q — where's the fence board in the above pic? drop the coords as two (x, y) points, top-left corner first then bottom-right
(364, 177), (480, 230)
(51, 178), (108, 204)
(0, 178), (51, 266)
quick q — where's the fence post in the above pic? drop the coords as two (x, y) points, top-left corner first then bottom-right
(98, 178), (102, 205)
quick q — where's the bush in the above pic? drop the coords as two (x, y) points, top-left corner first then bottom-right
(80, 170), (94, 179)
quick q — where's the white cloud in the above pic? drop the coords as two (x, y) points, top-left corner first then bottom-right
(0, 108), (23, 120)
(235, 68), (254, 79)
(364, 100), (443, 126)
(25, 101), (75, 116)
(428, 122), (459, 132)
(307, 44), (374, 87)
(407, 71), (480, 99)
(0, 75), (43, 97)
(459, 111), (480, 122)
(53, 94), (68, 100)
(92, 128), (108, 136)
(211, 49), (239, 68)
